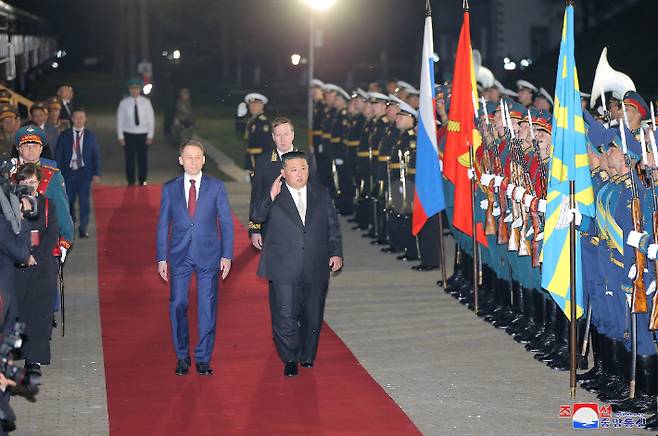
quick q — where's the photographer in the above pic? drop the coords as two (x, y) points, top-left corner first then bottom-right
(14, 164), (59, 374)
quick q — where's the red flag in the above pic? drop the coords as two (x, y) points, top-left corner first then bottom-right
(442, 9), (487, 246)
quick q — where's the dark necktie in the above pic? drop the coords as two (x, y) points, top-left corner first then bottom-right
(72, 130), (82, 170)
(188, 179), (197, 217)
(134, 100), (140, 126)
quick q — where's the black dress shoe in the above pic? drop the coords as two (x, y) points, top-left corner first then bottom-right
(411, 264), (438, 272)
(196, 362), (214, 376)
(284, 361), (298, 377)
(79, 230), (89, 239)
(25, 362), (41, 376)
(175, 357), (191, 375)
(52, 317), (57, 328)
(396, 254), (419, 261)
(300, 362), (313, 368)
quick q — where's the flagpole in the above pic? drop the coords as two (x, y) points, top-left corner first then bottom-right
(469, 139), (479, 315)
(569, 180), (577, 399)
(437, 214), (448, 288)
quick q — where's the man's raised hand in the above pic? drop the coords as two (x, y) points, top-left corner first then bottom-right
(270, 173), (284, 201)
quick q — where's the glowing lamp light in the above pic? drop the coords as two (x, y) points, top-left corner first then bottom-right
(172, 49), (181, 60)
(143, 83), (153, 95)
(302, 0), (337, 11)
(291, 54), (301, 66)
(51, 61), (59, 69)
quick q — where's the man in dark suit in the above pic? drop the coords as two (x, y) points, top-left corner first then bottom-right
(54, 108), (101, 239)
(156, 139), (234, 376)
(253, 151), (343, 377)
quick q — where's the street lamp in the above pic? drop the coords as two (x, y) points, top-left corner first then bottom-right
(301, 0), (337, 150)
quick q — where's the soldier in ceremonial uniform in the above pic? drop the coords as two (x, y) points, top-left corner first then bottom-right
(354, 93), (375, 230)
(388, 102), (419, 262)
(316, 84), (338, 190)
(27, 102), (59, 159)
(342, 89), (368, 219)
(516, 80), (538, 108)
(46, 96), (66, 132)
(0, 104), (19, 156)
(363, 92), (390, 240)
(310, 79), (326, 150)
(243, 93), (273, 181)
(324, 85), (351, 211)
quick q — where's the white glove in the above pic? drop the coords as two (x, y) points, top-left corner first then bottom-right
(467, 168), (476, 180)
(514, 187), (526, 202)
(237, 102), (247, 117)
(536, 232), (544, 241)
(512, 217), (523, 229)
(492, 207), (501, 217)
(504, 213), (513, 223)
(523, 194), (534, 209)
(60, 246), (68, 263)
(628, 264), (637, 280)
(556, 196), (582, 229)
(506, 184), (516, 198)
(648, 281), (656, 295)
(494, 176), (503, 187)
(526, 227), (534, 238)
(626, 231), (646, 249)
(480, 199), (489, 210)
(335, 158), (344, 165)
(439, 159), (443, 171)
(481, 174), (495, 186)
(538, 199), (547, 213)
(648, 243), (658, 260)
(318, 144), (323, 153)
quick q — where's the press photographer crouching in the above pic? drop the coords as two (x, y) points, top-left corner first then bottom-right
(0, 159), (42, 434)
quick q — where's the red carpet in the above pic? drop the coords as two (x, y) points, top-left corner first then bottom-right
(95, 185), (420, 435)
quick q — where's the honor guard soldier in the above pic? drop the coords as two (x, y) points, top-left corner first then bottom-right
(316, 84), (339, 190)
(516, 80), (538, 108)
(371, 93), (403, 246)
(533, 87), (554, 112)
(387, 101), (419, 261)
(354, 92), (376, 230)
(324, 85), (351, 211)
(363, 92), (390, 240)
(310, 79), (326, 149)
(243, 93), (273, 181)
(46, 97), (66, 132)
(342, 89), (368, 218)
(405, 86), (420, 110)
(0, 104), (19, 155)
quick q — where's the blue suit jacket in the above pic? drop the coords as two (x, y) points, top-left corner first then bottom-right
(54, 128), (102, 179)
(156, 174), (234, 269)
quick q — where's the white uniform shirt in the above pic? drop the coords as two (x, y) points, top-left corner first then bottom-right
(286, 183), (307, 225)
(116, 95), (155, 140)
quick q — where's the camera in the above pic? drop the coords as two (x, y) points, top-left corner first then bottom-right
(0, 322), (41, 432)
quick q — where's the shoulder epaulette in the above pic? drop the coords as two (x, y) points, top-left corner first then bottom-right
(258, 114), (268, 121)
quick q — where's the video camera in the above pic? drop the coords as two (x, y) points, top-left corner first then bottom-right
(0, 157), (37, 225)
(0, 322), (41, 432)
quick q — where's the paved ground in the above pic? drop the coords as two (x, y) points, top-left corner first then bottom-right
(11, 113), (646, 435)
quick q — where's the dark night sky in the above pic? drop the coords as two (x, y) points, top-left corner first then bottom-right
(5, 0), (658, 95)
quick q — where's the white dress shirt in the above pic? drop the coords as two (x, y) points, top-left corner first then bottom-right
(276, 145), (294, 160)
(286, 183), (307, 224)
(116, 95), (155, 140)
(184, 171), (202, 206)
(70, 128), (85, 169)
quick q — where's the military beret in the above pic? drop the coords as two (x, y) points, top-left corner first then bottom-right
(623, 90), (649, 120)
(244, 93), (268, 104)
(516, 80), (538, 93)
(15, 125), (46, 147)
(0, 104), (18, 120)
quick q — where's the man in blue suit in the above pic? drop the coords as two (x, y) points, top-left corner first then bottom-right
(156, 139), (234, 376)
(54, 108), (101, 238)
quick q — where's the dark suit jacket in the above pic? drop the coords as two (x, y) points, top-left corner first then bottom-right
(249, 149), (316, 236)
(54, 128), (101, 180)
(253, 182), (342, 284)
(156, 174), (234, 269)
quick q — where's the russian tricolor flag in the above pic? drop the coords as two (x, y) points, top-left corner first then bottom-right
(412, 6), (445, 236)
